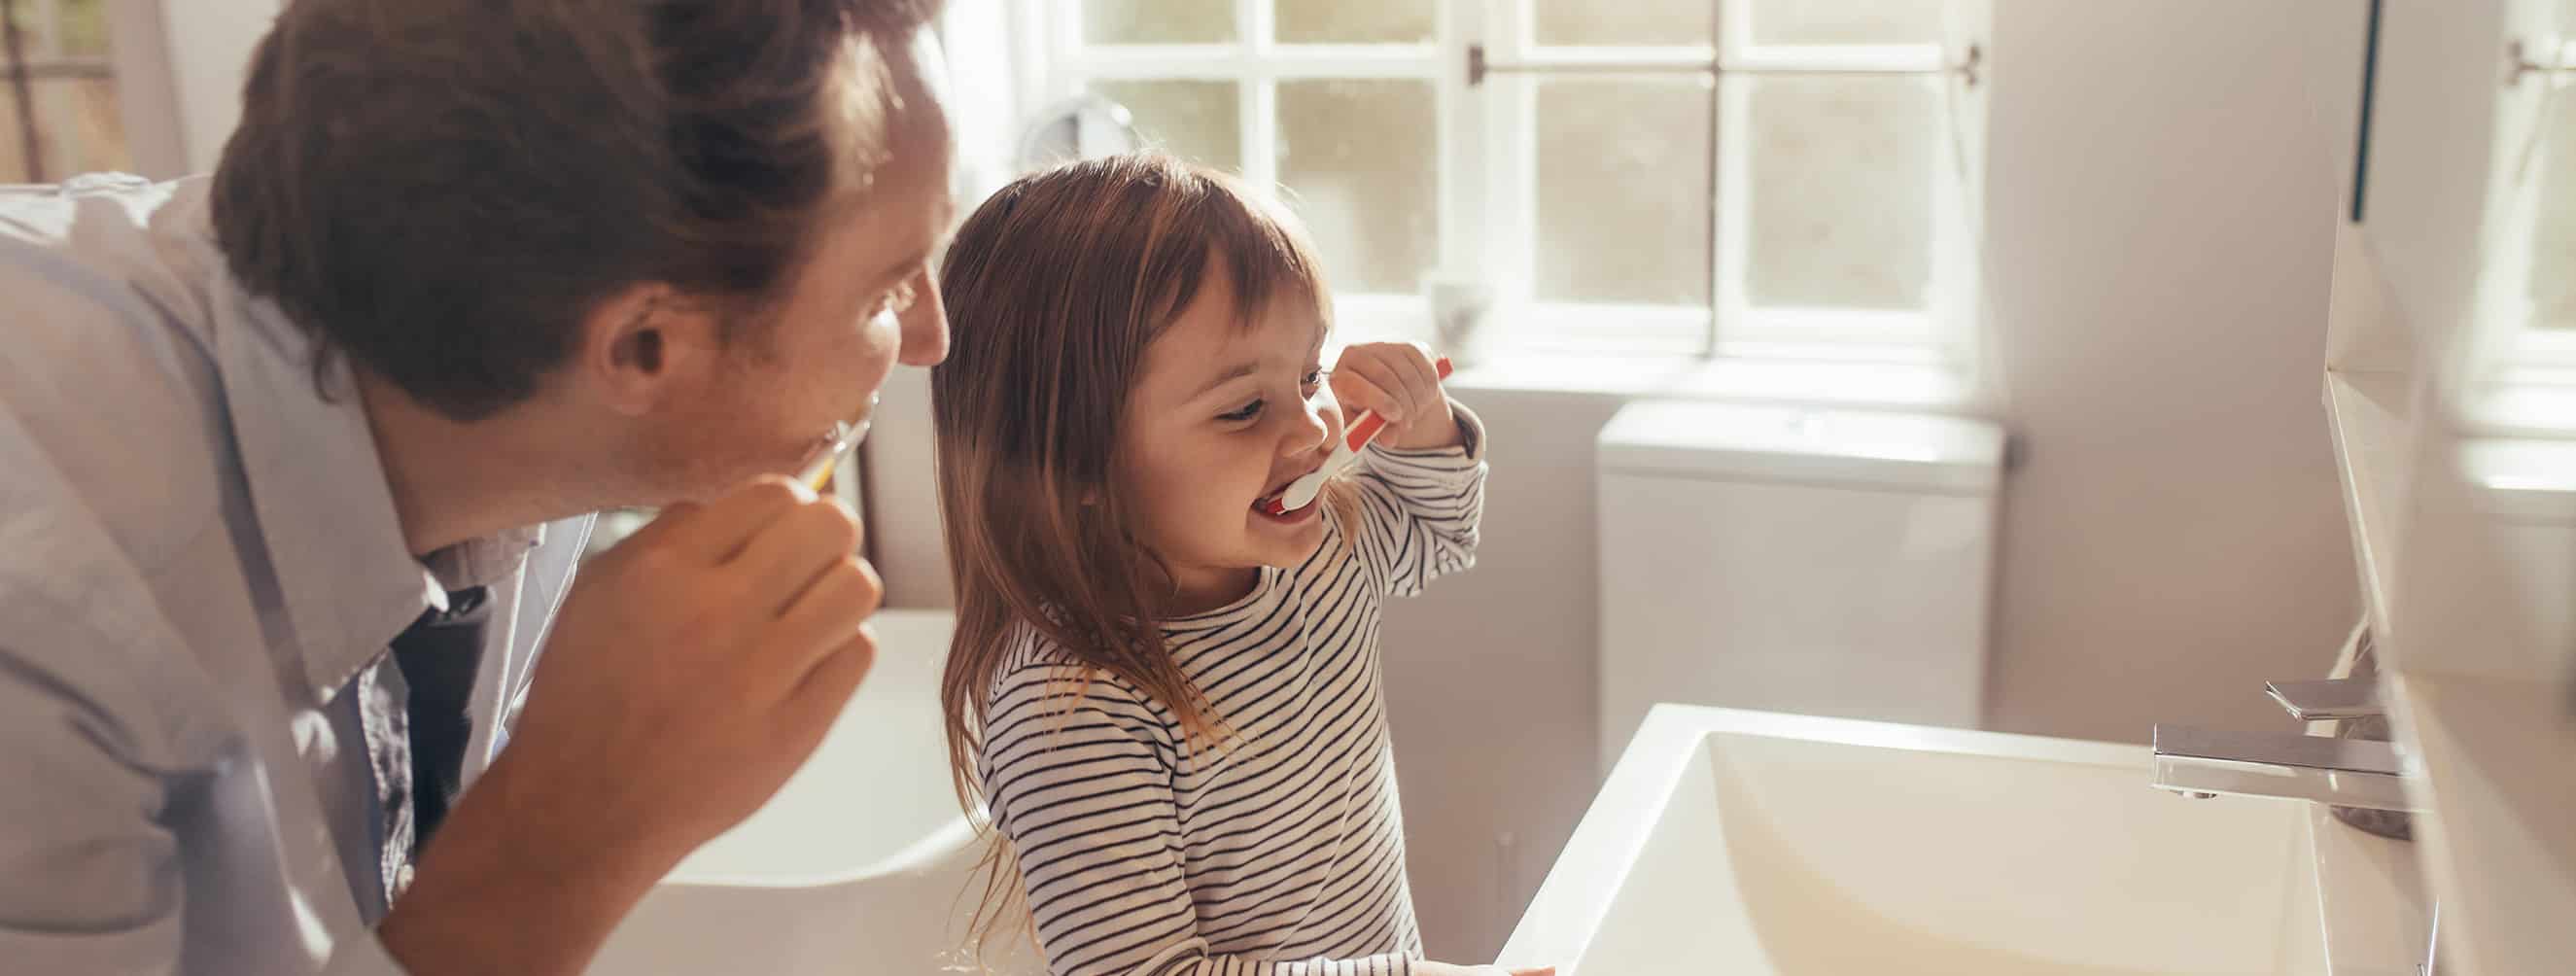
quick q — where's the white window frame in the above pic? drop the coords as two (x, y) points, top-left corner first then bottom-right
(1010, 0), (1455, 341)
(1711, 12), (1977, 361)
(992, 0), (1989, 373)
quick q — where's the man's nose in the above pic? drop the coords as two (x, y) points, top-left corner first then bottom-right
(898, 273), (949, 367)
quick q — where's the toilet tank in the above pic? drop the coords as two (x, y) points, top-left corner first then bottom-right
(1595, 401), (2005, 771)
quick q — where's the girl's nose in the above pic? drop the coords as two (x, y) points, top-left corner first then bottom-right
(1283, 393), (1340, 459)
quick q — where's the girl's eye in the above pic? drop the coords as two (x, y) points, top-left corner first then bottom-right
(1217, 400), (1264, 424)
(1302, 368), (1327, 393)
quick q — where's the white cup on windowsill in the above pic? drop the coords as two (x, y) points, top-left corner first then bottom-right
(1424, 271), (1497, 368)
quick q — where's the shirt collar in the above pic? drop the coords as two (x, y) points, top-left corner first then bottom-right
(188, 194), (540, 701)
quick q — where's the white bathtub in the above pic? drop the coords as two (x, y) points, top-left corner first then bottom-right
(1496, 705), (2377, 975)
(586, 610), (1022, 975)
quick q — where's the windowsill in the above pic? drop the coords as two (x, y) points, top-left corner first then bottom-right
(2461, 367), (2576, 438)
(1326, 293), (1985, 413)
(1445, 352), (1984, 414)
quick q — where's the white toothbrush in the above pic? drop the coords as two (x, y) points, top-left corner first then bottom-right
(1260, 357), (1452, 515)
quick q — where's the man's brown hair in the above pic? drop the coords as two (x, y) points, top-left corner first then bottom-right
(211, 0), (942, 420)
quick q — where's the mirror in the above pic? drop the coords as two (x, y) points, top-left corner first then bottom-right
(2460, 5), (2576, 433)
(2332, 0), (2576, 966)
(2355, 0), (2576, 428)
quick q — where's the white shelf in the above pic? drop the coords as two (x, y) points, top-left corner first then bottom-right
(2322, 368), (2413, 648)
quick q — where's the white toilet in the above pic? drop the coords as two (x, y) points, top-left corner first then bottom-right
(1594, 401), (2006, 771)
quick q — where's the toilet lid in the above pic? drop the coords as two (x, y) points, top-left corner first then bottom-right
(1597, 400), (2005, 495)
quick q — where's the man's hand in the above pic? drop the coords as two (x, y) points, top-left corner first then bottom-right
(381, 477), (882, 975)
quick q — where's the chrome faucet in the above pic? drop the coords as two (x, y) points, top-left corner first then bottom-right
(2265, 677), (2384, 721)
(2150, 677), (2417, 812)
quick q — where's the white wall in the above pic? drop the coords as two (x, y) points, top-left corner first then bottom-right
(105, 0), (282, 178)
(870, 366), (954, 609)
(1976, 1), (2363, 745)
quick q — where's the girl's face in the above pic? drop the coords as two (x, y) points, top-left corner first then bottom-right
(1117, 263), (1342, 614)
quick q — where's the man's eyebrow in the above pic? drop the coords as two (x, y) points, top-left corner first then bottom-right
(860, 246), (931, 290)
(860, 195), (957, 288)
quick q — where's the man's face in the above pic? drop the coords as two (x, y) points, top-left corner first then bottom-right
(644, 28), (957, 501)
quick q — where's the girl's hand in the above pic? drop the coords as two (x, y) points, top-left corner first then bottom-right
(1329, 340), (1460, 451)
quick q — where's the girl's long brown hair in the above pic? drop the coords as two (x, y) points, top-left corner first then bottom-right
(929, 154), (1332, 963)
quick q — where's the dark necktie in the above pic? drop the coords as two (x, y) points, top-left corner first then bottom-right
(390, 585), (490, 852)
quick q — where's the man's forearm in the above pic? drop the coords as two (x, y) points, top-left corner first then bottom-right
(376, 753), (675, 976)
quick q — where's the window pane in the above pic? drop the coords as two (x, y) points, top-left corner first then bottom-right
(2531, 83), (2576, 331)
(1276, 80), (1437, 295)
(1535, 0), (1711, 48)
(1091, 80), (1241, 173)
(1745, 76), (1938, 312)
(63, 0), (114, 56)
(1747, 0), (1946, 48)
(1, 79), (128, 182)
(1082, 0), (1236, 45)
(50, 77), (129, 174)
(1536, 78), (1711, 305)
(0, 95), (29, 182)
(1277, 0), (1431, 44)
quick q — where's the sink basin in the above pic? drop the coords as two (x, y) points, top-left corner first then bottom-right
(586, 610), (1028, 975)
(1498, 706), (2341, 975)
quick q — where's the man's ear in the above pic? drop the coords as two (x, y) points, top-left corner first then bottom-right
(580, 284), (725, 417)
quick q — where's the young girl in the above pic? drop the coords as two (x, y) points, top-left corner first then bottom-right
(932, 154), (1540, 976)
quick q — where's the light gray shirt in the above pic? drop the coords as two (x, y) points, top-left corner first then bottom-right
(0, 174), (591, 975)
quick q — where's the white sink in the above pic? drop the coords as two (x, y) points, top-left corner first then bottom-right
(1497, 705), (2385, 975)
(586, 610), (1028, 975)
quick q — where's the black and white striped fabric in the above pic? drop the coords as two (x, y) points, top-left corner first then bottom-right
(978, 419), (1486, 976)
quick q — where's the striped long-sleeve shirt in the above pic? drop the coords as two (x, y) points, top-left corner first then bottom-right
(977, 413), (1488, 976)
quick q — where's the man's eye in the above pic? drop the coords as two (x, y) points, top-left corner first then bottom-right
(1217, 400), (1264, 423)
(876, 279), (927, 320)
